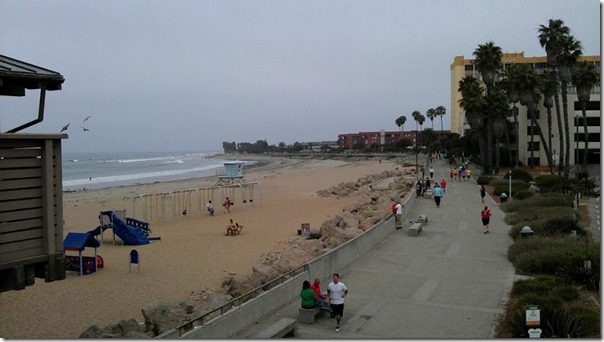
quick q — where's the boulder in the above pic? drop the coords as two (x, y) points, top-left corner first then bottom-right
(125, 331), (153, 339)
(108, 319), (143, 336)
(251, 263), (280, 282)
(80, 324), (115, 338)
(141, 301), (181, 336)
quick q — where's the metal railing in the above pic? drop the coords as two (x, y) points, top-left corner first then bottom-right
(173, 263), (308, 337)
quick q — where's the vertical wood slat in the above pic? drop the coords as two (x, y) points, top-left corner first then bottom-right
(53, 140), (63, 254)
(42, 140), (56, 279)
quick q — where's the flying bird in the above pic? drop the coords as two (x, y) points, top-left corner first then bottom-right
(81, 115), (92, 132)
(60, 123), (70, 133)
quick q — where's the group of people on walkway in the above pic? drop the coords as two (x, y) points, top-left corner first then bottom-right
(300, 273), (348, 333)
(449, 163), (472, 182)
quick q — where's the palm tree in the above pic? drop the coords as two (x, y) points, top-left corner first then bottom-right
(517, 65), (554, 172)
(485, 86), (511, 170)
(539, 70), (558, 173)
(538, 19), (581, 177)
(458, 76), (488, 173)
(572, 61), (599, 169)
(501, 64), (522, 167)
(557, 35), (582, 177)
(435, 105), (446, 133)
(418, 114), (426, 131)
(395, 115), (407, 132)
(474, 41), (503, 173)
(426, 108), (436, 129)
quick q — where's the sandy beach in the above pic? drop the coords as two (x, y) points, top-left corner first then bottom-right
(0, 156), (401, 338)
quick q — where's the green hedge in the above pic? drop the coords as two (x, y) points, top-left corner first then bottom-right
(509, 217), (585, 240)
(498, 277), (600, 338)
(508, 237), (599, 284)
(477, 176), (495, 185)
(535, 174), (569, 193)
(505, 168), (533, 183)
(491, 180), (529, 196)
(500, 193), (573, 212)
(513, 190), (534, 200)
(504, 206), (575, 225)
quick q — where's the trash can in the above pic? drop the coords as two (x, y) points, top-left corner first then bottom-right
(520, 226), (534, 238)
(500, 192), (508, 203)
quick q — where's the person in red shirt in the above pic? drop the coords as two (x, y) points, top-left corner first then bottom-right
(481, 206), (491, 234)
(440, 179), (447, 195)
(310, 278), (332, 313)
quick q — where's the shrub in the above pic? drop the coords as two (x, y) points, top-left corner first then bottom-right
(477, 176), (494, 185)
(500, 194), (573, 212)
(513, 190), (534, 200)
(508, 237), (599, 278)
(535, 174), (569, 193)
(509, 216), (585, 240)
(491, 180), (529, 196)
(504, 206), (575, 225)
(498, 277), (600, 338)
(505, 168), (533, 183)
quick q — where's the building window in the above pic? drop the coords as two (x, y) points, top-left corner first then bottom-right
(527, 125), (541, 136)
(527, 142), (540, 151)
(464, 65), (473, 71)
(574, 133), (600, 142)
(527, 157), (541, 165)
(573, 101), (600, 111)
(574, 116), (601, 126)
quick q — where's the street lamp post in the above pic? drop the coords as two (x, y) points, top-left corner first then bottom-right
(509, 169), (512, 201)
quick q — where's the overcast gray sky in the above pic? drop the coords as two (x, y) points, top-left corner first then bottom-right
(1, 0), (600, 153)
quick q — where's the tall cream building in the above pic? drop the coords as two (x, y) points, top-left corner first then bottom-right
(451, 52), (601, 166)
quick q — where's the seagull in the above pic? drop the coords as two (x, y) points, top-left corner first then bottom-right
(81, 115), (92, 132)
(60, 123), (70, 133)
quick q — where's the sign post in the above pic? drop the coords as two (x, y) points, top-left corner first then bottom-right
(526, 305), (541, 338)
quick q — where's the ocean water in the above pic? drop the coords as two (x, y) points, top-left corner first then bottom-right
(62, 151), (247, 191)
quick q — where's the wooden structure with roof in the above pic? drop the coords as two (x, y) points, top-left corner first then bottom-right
(0, 55), (67, 292)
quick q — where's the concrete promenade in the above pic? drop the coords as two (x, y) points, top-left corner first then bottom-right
(240, 158), (516, 339)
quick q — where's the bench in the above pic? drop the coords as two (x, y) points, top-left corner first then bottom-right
(408, 222), (423, 236)
(253, 317), (297, 338)
(415, 215), (428, 224)
(298, 307), (321, 324)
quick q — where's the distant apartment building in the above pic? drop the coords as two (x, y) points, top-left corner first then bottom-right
(337, 129), (449, 150)
(451, 52), (601, 166)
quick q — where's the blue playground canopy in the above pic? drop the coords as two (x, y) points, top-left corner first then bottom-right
(63, 232), (100, 251)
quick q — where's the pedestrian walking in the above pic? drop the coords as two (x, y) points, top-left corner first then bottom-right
(429, 166), (434, 179)
(440, 179), (447, 195)
(481, 206), (491, 234)
(433, 184), (442, 208)
(327, 273), (348, 333)
(480, 185), (486, 203)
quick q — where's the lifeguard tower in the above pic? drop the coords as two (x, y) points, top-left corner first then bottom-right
(216, 161), (246, 186)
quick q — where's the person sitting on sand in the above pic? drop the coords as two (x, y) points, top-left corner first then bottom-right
(225, 219), (236, 236)
(233, 222), (243, 235)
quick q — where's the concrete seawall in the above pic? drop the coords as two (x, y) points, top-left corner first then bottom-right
(163, 178), (417, 339)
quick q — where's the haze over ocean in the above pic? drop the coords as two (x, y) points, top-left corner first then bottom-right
(61, 151), (247, 191)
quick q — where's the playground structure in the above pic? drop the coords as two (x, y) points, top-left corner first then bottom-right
(131, 161), (260, 222)
(63, 232), (100, 276)
(88, 210), (159, 245)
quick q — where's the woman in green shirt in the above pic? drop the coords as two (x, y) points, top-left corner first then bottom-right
(300, 280), (317, 309)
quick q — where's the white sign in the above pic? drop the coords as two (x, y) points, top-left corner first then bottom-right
(528, 328), (542, 338)
(526, 306), (540, 327)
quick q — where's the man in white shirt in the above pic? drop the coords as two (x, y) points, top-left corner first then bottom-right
(327, 273), (348, 333)
(395, 201), (403, 229)
(429, 166), (434, 179)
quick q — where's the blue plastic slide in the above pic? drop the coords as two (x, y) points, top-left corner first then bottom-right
(90, 211), (151, 245)
(110, 213), (150, 245)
